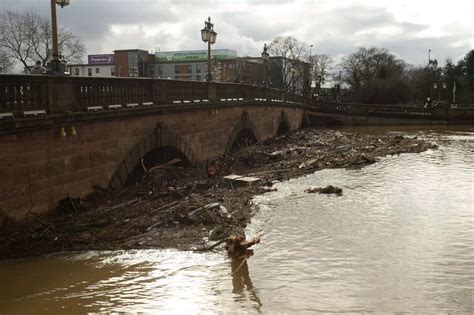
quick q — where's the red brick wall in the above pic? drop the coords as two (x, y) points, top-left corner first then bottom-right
(114, 51), (129, 77)
(0, 106), (304, 220)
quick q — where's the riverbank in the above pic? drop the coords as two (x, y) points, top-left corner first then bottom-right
(0, 128), (437, 260)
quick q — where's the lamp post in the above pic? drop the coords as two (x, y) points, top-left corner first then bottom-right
(261, 43), (269, 87)
(50, 0), (70, 74)
(309, 44), (314, 97)
(201, 17), (217, 82)
(427, 49), (432, 102)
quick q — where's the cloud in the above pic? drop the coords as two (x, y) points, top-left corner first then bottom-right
(0, 0), (472, 67)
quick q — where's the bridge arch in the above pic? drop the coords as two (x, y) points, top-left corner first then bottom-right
(225, 111), (260, 154)
(276, 110), (291, 136)
(108, 123), (197, 189)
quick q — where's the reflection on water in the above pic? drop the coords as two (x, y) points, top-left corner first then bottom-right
(0, 250), (262, 314)
(231, 256), (262, 312)
(0, 127), (473, 313)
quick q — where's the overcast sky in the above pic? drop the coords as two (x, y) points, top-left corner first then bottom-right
(1, 0), (473, 66)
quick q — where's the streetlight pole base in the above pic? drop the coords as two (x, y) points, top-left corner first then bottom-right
(48, 58), (66, 75)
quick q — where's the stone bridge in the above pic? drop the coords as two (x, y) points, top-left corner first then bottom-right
(1, 75), (472, 220)
(0, 75), (308, 219)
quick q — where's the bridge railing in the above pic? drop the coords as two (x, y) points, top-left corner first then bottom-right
(76, 77), (154, 109)
(317, 101), (442, 119)
(1, 74), (465, 122)
(0, 74), (306, 116)
(0, 75), (48, 113)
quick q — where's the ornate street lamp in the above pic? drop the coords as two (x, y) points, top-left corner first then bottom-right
(261, 43), (269, 87)
(50, 0), (70, 74)
(201, 17), (217, 82)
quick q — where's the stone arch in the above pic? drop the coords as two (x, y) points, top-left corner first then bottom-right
(276, 110), (291, 136)
(224, 111), (260, 154)
(108, 123), (197, 189)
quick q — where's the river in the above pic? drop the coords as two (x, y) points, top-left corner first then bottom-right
(1, 126), (473, 314)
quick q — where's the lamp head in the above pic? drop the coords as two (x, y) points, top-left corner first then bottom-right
(209, 29), (217, 44)
(56, 0), (70, 8)
(201, 26), (209, 42)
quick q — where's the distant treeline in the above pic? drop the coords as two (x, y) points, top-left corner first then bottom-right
(268, 36), (473, 105)
(339, 47), (474, 105)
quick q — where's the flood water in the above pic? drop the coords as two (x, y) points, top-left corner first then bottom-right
(1, 126), (473, 314)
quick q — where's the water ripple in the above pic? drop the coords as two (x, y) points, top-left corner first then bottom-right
(249, 129), (474, 313)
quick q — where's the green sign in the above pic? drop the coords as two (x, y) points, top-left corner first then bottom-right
(155, 49), (236, 63)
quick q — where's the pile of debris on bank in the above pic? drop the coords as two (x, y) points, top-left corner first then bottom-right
(0, 128), (437, 260)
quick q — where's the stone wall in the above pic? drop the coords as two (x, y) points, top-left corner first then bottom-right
(0, 106), (303, 220)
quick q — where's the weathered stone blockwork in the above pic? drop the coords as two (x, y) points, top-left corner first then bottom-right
(0, 106), (303, 219)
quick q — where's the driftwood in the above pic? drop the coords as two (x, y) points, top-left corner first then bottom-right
(110, 198), (140, 210)
(149, 200), (180, 214)
(195, 238), (228, 252)
(141, 158), (147, 172)
(66, 221), (108, 232)
(304, 185), (343, 194)
(226, 235), (261, 275)
(226, 235), (260, 258)
(148, 158), (182, 173)
(195, 234), (261, 256)
(244, 168), (293, 176)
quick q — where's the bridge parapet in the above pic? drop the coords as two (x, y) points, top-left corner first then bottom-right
(1, 75), (471, 125)
(0, 75), (305, 118)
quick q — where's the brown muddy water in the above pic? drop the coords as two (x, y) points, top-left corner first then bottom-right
(1, 126), (473, 314)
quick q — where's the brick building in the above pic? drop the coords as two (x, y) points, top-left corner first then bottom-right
(146, 49), (237, 82)
(66, 48), (306, 92)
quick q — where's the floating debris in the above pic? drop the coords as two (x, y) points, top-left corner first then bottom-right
(305, 185), (343, 195)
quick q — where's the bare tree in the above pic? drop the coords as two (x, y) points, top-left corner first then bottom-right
(339, 47), (410, 103)
(309, 54), (333, 85)
(0, 10), (35, 69)
(235, 58), (254, 84)
(0, 10), (86, 71)
(268, 36), (307, 92)
(0, 49), (13, 73)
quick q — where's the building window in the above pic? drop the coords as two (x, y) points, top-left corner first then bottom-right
(95, 68), (100, 74)
(196, 75), (201, 81)
(196, 64), (202, 73)
(157, 65), (163, 75)
(111, 67), (115, 76)
(149, 67), (155, 77)
(175, 65), (192, 74)
(75, 68), (79, 76)
(88, 68), (92, 76)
